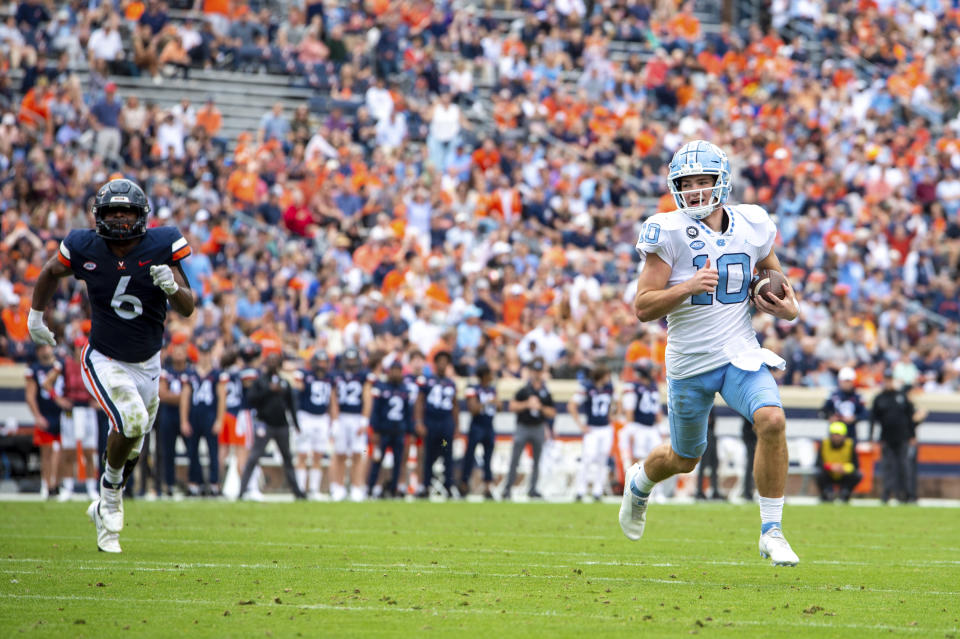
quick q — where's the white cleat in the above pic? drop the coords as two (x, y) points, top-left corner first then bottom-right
(98, 477), (124, 532)
(758, 528), (799, 566)
(57, 489), (74, 503)
(618, 463), (649, 541)
(87, 500), (122, 553)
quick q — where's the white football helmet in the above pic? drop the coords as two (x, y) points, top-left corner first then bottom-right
(667, 140), (731, 220)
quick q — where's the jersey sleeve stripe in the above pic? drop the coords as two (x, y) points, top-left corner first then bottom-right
(58, 242), (71, 267)
(171, 237), (188, 252)
(172, 245), (192, 261)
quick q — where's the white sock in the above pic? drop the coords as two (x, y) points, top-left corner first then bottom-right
(104, 463), (123, 485)
(62, 477), (75, 492)
(295, 468), (307, 492)
(249, 466), (263, 493)
(759, 496), (784, 533)
(85, 478), (98, 493)
(308, 468), (321, 494)
(633, 463), (657, 496)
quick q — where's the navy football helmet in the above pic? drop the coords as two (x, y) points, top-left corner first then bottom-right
(92, 179), (150, 240)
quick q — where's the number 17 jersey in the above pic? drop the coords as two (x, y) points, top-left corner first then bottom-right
(59, 227), (191, 363)
(635, 204), (777, 379)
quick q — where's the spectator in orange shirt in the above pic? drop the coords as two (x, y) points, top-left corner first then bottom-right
(226, 160), (263, 210)
(472, 137), (501, 173)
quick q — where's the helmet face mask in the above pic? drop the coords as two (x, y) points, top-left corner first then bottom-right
(668, 140), (731, 220)
(93, 179), (150, 240)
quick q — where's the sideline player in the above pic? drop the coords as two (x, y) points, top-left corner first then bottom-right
(618, 361), (663, 475)
(294, 350), (337, 498)
(330, 348), (373, 502)
(29, 178), (195, 552)
(25, 344), (66, 498)
(367, 359), (414, 498)
(415, 351), (459, 498)
(570, 365), (616, 501)
(619, 141), (801, 566)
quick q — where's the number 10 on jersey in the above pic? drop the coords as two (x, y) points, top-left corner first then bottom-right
(691, 253), (750, 306)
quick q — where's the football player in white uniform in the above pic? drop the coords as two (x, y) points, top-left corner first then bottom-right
(618, 141), (801, 566)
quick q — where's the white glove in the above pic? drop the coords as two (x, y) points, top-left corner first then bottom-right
(27, 308), (56, 346)
(150, 264), (179, 296)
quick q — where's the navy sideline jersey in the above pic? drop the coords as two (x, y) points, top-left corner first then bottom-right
(59, 227), (191, 362)
(623, 381), (659, 426)
(219, 369), (245, 415)
(578, 381), (614, 427)
(335, 370), (373, 415)
(160, 363), (187, 424)
(465, 384), (497, 430)
(26, 360), (64, 419)
(370, 380), (414, 434)
(418, 375), (457, 428)
(184, 367), (220, 425)
(297, 369), (333, 415)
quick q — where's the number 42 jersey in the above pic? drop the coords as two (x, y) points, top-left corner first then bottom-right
(635, 204), (777, 379)
(59, 227), (191, 363)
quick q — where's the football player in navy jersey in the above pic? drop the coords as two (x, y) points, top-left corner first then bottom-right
(459, 363), (498, 499)
(618, 362), (663, 474)
(157, 336), (190, 497)
(415, 351), (460, 498)
(25, 344), (67, 498)
(367, 359), (414, 498)
(331, 348), (374, 502)
(179, 342), (220, 496)
(294, 350), (338, 498)
(570, 365), (616, 501)
(28, 178), (195, 553)
(215, 347), (253, 498)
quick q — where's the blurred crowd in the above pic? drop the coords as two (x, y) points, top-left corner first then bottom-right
(2, 0), (960, 397)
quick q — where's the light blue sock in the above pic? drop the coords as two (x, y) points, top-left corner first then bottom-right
(761, 521), (781, 535)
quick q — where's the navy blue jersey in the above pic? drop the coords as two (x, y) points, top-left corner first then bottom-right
(822, 389), (869, 426)
(219, 369), (245, 415)
(297, 369), (333, 415)
(184, 366), (220, 425)
(370, 381), (414, 434)
(418, 375), (457, 428)
(465, 384), (497, 430)
(403, 373), (421, 401)
(578, 382), (614, 427)
(623, 381), (659, 426)
(59, 227), (191, 362)
(26, 360), (64, 419)
(236, 366), (259, 411)
(335, 369), (373, 415)
(160, 363), (188, 424)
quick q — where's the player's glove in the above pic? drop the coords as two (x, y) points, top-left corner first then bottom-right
(150, 264), (179, 296)
(27, 308), (56, 346)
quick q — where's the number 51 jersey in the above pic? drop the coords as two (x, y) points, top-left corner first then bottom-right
(635, 204), (777, 379)
(59, 227), (191, 363)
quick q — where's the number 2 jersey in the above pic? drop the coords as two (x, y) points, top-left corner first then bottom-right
(635, 204), (777, 379)
(58, 226), (191, 363)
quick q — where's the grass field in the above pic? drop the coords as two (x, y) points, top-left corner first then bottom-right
(1, 500), (958, 638)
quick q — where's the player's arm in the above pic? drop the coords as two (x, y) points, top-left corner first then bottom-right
(753, 250), (799, 321)
(28, 255), (73, 345)
(24, 375), (48, 431)
(466, 390), (481, 416)
(568, 394), (586, 433)
(42, 366), (72, 411)
(414, 391), (426, 437)
(328, 385), (340, 421)
(633, 252), (717, 322)
(451, 384), (460, 434)
(540, 392), (556, 420)
(179, 380), (192, 437)
(214, 378), (227, 435)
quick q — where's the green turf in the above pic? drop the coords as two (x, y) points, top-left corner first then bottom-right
(0, 500), (958, 638)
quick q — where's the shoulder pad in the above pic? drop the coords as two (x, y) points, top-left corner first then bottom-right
(730, 204), (770, 224)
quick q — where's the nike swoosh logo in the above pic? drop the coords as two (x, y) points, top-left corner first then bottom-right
(139, 260), (152, 266)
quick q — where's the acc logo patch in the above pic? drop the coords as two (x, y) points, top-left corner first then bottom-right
(689, 240), (705, 250)
(83, 261), (97, 271)
(686, 226), (699, 239)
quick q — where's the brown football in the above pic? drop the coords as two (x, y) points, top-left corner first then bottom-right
(750, 269), (788, 303)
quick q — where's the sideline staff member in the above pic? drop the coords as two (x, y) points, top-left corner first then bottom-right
(504, 358), (556, 500)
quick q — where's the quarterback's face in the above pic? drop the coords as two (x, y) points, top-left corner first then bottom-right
(677, 175), (717, 208)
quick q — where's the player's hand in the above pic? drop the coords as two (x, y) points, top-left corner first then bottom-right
(754, 277), (799, 321)
(181, 421), (192, 437)
(415, 423), (426, 437)
(27, 309), (56, 346)
(687, 257), (719, 296)
(213, 419), (223, 435)
(150, 264), (179, 296)
(35, 415), (49, 431)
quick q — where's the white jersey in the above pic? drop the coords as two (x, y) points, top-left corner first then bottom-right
(635, 204), (777, 379)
